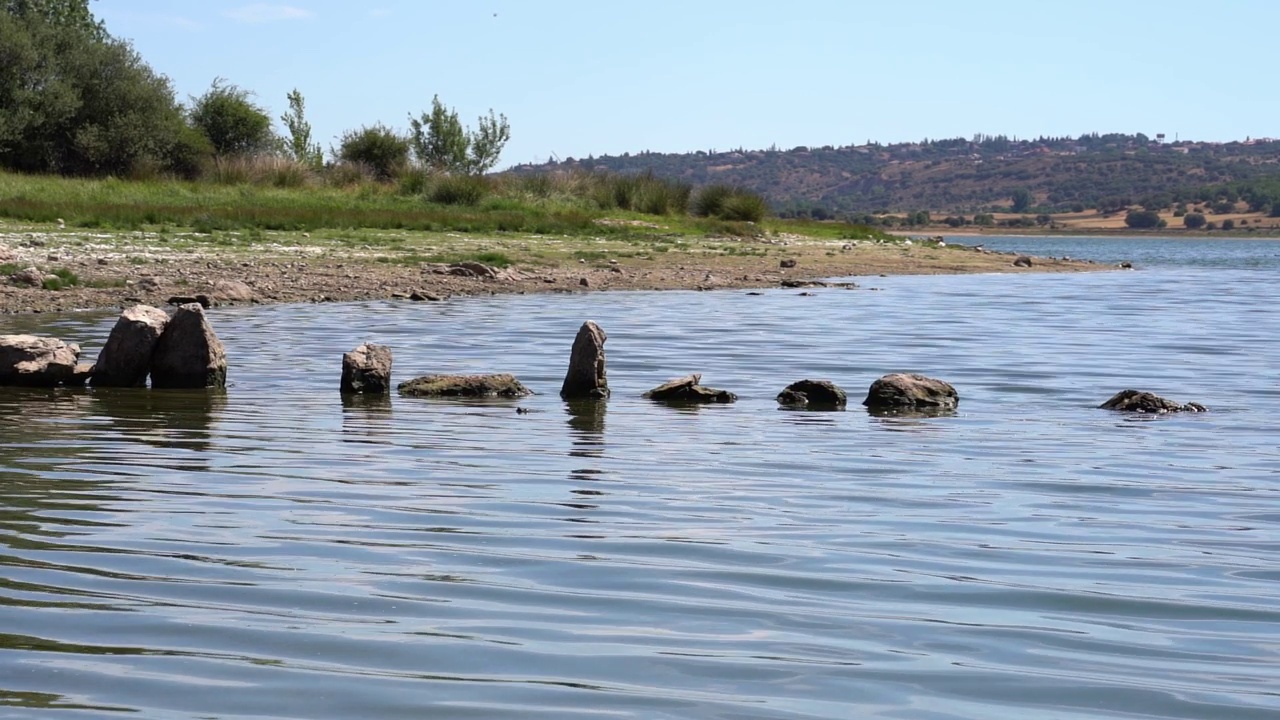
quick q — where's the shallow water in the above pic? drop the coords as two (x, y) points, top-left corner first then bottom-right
(1, 237), (1278, 719)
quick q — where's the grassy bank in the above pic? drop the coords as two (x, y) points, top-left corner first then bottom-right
(0, 169), (891, 243)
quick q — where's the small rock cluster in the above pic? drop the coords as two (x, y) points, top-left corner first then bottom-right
(0, 303), (226, 389)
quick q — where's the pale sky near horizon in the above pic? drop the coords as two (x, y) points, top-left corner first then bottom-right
(95, 1), (1280, 168)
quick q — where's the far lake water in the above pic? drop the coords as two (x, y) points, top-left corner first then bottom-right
(1, 236), (1277, 719)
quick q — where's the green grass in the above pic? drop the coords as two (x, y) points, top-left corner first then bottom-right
(40, 267), (79, 291)
(0, 169), (898, 249)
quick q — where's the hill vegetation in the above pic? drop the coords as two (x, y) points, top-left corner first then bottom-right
(510, 134), (1280, 221)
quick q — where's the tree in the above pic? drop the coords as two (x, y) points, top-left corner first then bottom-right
(409, 95), (510, 174)
(1271, 203), (1280, 219)
(280, 88), (322, 167)
(467, 108), (510, 174)
(336, 123), (409, 180)
(0, 9), (199, 176)
(1010, 188), (1033, 213)
(4, 0), (103, 37)
(1124, 210), (1162, 229)
(189, 79), (274, 157)
(1220, 219), (1235, 231)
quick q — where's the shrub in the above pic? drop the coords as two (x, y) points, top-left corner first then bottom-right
(335, 124), (409, 181)
(692, 184), (766, 221)
(1221, 219), (1235, 231)
(188, 79), (274, 157)
(1212, 200), (1235, 214)
(718, 192), (768, 222)
(429, 174), (490, 206)
(693, 184), (735, 217)
(325, 160), (375, 188)
(591, 171), (690, 216)
(1124, 210), (1162, 229)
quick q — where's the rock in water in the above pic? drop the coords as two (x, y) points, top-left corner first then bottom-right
(1099, 389), (1206, 413)
(642, 373), (737, 403)
(560, 321), (609, 399)
(341, 343), (393, 394)
(398, 373), (532, 398)
(149, 303), (227, 389)
(863, 373), (959, 411)
(0, 335), (81, 386)
(91, 304), (169, 388)
(776, 379), (847, 408)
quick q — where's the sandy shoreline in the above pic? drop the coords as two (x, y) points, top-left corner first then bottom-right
(1, 223), (1105, 315)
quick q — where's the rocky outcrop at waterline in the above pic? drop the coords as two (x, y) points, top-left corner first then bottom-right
(1099, 389), (1206, 413)
(643, 374), (737, 403)
(341, 343), (393, 394)
(397, 373), (532, 398)
(91, 305), (168, 388)
(0, 334), (82, 386)
(560, 321), (609, 400)
(149, 303), (227, 389)
(776, 379), (847, 408)
(863, 373), (959, 413)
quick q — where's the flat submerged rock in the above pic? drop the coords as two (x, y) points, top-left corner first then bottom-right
(397, 373), (532, 398)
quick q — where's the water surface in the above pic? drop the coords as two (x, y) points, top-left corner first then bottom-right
(1, 236), (1277, 719)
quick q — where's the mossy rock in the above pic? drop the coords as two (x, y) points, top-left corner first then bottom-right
(397, 373), (532, 398)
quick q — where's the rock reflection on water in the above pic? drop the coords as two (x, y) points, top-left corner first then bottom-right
(88, 388), (226, 452)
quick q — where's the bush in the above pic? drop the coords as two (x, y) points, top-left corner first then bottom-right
(1221, 219), (1235, 231)
(718, 192), (768, 222)
(1124, 210), (1162, 229)
(592, 171), (690, 216)
(335, 124), (409, 181)
(429, 174), (490, 206)
(188, 79), (274, 157)
(693, 184), (767, 221)
(1212, 200), (1235, 214)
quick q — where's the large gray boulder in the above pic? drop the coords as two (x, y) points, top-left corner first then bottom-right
(0, 335), (81, 386)
(560, 320), (609, 399)
(91, 304), (169, 388)
(149, 303), (227, 389)
(341, 343), (393, 394)
(777, 379), (847, 408)
(643, 373), (736, 403)
(863, 373), (958, 411)
(1100, 389), (1206, 413)
(398, 373), (532, 398)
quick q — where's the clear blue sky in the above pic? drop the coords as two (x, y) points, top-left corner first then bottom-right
(96, 0), (1280, 168)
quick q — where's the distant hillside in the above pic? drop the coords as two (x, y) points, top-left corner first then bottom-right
(509, 134), (1280, 215)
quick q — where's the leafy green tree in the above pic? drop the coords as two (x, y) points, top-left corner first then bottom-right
(336, 123), (409, 180)
(0, 9), (197, 175)
(973, 213), (995, 227)
(189, 79), (274, 157)
(467, 108), (510, 174)
(409, 95), (510, 174)
(1220, 219), (1235, 231)
(4, 0), (103, 37)
(1124, 210), (1162, 229)
(1010, 188), (1032, 213)
(280, 88), (322, 167)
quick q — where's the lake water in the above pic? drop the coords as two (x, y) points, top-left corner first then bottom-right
(1, 236), (1278, 719)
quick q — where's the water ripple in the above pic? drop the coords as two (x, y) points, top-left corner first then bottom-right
(2, 243), (1279, 718)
